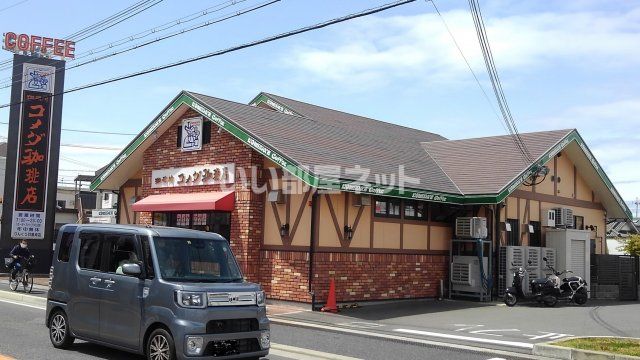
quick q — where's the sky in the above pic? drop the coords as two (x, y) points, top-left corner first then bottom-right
(0, 0), (638, 212)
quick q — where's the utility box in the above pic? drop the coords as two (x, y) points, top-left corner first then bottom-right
(546, 229), (591, 298)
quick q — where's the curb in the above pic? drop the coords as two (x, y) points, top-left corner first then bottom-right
(271, 343), (361, 360)
(533, 343), (640, 360)
(0, 289), (47, 308)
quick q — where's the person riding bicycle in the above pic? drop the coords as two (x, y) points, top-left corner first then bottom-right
(9, 239), (30, 281)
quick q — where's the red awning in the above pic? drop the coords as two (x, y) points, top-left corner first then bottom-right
(131, 191), (234, 212)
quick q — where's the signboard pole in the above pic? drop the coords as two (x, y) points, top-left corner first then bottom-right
(0, 54), (64, 273)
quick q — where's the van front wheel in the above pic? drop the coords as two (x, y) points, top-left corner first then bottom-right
(49, 310), (75, 349)
(147, 328), (176, 360)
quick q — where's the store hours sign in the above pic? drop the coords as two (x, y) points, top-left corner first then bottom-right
(11, 63), (55, 239)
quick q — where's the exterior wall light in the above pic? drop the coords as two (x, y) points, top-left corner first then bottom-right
(344, 225), (354, 240)
(280, 223), (290, 237)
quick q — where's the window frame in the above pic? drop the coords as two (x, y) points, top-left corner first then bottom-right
(373, 196), (401, 219)
(403, 200), (428, 221)
(77, 231), (105, 272)
(104, 233), (142, 277)
(56, 230), (75, 263)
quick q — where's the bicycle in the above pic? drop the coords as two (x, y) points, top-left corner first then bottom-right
(4, 255), (35, 293)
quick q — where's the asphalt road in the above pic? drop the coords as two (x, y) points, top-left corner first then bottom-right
(0, 299), (528, 360)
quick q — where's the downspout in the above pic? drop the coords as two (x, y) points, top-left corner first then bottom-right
(308, 189), (319, 310)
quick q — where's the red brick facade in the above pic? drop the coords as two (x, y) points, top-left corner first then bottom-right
(260, 250), (448, 303)
(138, 109), (265, 282)
(135, 110), (449, 304)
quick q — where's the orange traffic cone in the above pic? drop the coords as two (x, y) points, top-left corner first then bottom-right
(321, 278), (338, 313)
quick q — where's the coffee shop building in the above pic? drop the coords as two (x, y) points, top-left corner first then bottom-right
(91, 90), (633, 304)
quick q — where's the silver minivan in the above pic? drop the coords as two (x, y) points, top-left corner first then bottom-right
(46, 224), (270, 360)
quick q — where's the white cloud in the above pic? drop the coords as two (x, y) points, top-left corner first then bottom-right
(284, 6), (640, 88)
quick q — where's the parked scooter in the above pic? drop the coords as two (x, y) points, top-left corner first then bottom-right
(504, 260), (558, 307)
(540, 256), (589, 306)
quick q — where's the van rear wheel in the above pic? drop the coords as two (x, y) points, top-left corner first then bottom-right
(147, 328), (176, 360)
(49, 310), (75, 349)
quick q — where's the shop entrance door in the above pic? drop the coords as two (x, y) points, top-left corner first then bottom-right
(152, 211), (231, 240)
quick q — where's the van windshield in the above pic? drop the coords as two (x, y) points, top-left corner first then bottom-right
(153, 237), (243, 283)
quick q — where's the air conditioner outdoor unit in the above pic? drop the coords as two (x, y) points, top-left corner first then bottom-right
(553, 208), (574, 228)
(352, 194), (371, 207)
(545, 210), (556, 227)
(455, 217), (488, 239)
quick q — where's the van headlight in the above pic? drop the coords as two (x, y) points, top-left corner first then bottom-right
(176, 291), (206, 308)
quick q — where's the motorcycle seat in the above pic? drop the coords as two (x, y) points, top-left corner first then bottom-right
(564, 276), (580, 282)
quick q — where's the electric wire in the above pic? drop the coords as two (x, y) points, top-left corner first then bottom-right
(0, 0), (28, 13)
(467, 0), (534, 163)
(428, 0), (510, 136)
(0, 0), (417, 111)
(0, 121), (136, 136)
(0, 0), (279, 89)
(1, 0), (248, 73)
(0, 0), (163, 68)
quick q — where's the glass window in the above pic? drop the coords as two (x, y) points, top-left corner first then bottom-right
(176, 213), (190, 228)
(373, 197), (401, 218)
(430, 203), (457, 223)
(574, 215), (584, 230)
(106, 234), (139, 275)
(374, 199), (387, 216)
(57, 231), (74, 262)
(193, 213), (207, 226)
(507, 219), (519, 246)
(404, 200), (427, 221)
(529, 221), (541, 247)
(153, 213), (168, 226)
(153, 237), (242, 283)
(78, 232), (103, 271)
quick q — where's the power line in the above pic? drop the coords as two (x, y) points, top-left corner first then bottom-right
(0, 0), (278, 89)
(0, 0), (163, 68)
(0, 0), (417, 111)
(467, 0), (533, 163)
(60, 143), (122, 151)
(428, 0), (510, 136)
(0, 0), (248, 74)
(0, 0), (28, 13)
(0, 121), (136, 136)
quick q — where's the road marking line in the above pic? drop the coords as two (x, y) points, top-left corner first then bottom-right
(0, 298), (45, 310)
(468, 328), (521, 337)
(394, 328), (534, 349)
(271, 318), (541, 358)
(271, 343), (362, 360)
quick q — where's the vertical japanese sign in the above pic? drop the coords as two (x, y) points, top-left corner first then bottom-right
(11, 64), (55, 239)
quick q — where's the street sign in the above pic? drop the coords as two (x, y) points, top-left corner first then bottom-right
(91, 209), (117, 217)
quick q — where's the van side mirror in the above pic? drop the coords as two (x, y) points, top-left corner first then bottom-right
(122, 263), (142, 277)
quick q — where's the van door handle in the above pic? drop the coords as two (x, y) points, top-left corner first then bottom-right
(89, 277), (102, 283)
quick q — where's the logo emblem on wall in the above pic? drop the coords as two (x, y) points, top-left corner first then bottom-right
(181, 117), (203, 152)
(23, 65), (53, 92)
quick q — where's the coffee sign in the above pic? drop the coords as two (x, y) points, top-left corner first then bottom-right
(152, 164), (234, 188)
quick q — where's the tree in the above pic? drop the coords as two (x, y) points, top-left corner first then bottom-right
(619, 234), (640, 256)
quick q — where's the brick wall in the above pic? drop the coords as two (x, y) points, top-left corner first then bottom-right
(260, 249), (448, 303)
(140, 109), (264, 282)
